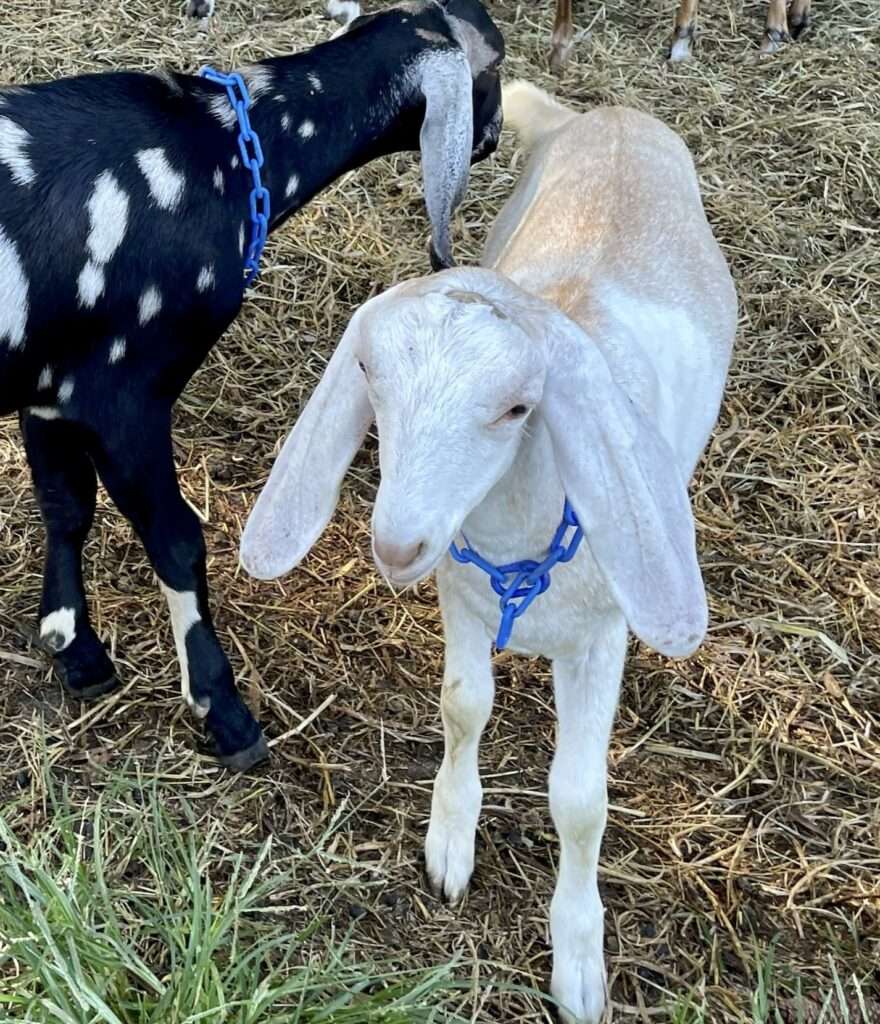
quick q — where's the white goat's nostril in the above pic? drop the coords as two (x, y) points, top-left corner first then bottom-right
(374, 538), (424, 572)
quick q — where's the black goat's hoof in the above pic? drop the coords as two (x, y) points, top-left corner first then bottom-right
(58, 666), (120, 700)
(217, 733), (270, 772)
(52, 631), (120, 700)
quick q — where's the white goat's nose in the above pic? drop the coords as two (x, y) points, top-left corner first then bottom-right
(374, 537), (424, 572)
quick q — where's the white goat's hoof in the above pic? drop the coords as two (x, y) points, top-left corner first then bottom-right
(424, 818), (475, 902)
(551, 952), (607, 1023)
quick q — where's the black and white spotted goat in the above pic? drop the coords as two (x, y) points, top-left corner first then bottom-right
(0, 0), (504, 770)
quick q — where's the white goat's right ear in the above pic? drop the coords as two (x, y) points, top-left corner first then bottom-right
(240, 313), (372, 580)
(540, 315), (708, 658)
(416, 50), (474, 271)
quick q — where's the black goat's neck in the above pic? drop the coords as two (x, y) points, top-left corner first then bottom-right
(243, 41), (425, 232)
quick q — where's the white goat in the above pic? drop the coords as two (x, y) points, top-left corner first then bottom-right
(241, 80), (736, 1022)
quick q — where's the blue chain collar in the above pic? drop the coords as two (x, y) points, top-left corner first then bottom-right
(449, 500), (584, 650)
(200, 66), (271, 288)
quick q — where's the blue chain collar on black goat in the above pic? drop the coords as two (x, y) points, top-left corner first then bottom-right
(0, 0), (504, 773)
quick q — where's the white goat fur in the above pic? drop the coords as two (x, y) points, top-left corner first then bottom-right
(241, 80), (736, 1023)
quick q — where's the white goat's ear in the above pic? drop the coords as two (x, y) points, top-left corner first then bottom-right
(541, 319), (708, 657)
(240, 312), (372, 580)
(416, 50), (474, 271)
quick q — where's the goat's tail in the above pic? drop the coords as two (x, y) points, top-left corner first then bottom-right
(502, 80), (576, 151)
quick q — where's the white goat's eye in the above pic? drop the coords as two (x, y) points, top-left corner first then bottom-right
(491, 404), (531, 427)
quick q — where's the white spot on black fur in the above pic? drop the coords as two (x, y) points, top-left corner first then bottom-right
(0, 116), (35, 186)
(109, 337), (126, 364)
(138, 286), (162, 325)
(242, 65), (274, 101)
(213, 166), (225, 194)
(197, 265), (215, 292)
(0, 224), (29, 349)
(231, 155), (240, 170)
(57, 376), (74, 403)
(38, 366), (53, 389)
(285, 174), (300, 198)
(78, 170), (129, 308)
(308, 73), (323, 93)
(281, 113), (291, 132)
(28, 406), (60, 421)
(298, 120), (316, 140)
(238, 224), (245, 256)
(136, 148), (185, 212)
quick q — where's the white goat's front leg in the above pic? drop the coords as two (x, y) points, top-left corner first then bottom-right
(549, 613), (627, 1024)
(425, 589), (494, 902)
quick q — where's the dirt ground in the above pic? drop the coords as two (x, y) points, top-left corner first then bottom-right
(0, 0), (878, 1020)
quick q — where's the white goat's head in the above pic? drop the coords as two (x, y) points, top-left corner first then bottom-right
(241, 267), (708, 657)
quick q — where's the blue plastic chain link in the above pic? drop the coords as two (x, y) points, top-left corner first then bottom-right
(200, 66), (271, 288)
(449, 499), (584, 650)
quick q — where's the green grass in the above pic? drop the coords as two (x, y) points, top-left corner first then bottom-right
(667, 942), (876, 1024)
(0, 778), (467, 1024)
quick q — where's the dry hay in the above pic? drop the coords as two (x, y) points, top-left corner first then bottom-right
(0, 0), (878, 1020)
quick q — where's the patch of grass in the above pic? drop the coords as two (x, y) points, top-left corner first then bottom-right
(0, 778), (468, 1024)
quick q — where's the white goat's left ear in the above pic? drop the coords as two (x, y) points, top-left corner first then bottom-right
(541, 319), (708, 657)
(240, 308), (373, 580)
(416, 50), (474, 270)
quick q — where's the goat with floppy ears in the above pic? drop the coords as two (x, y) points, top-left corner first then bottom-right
(241, 80), (736, 1022)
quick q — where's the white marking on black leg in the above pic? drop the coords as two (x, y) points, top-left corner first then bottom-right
(135, 148), (185, 212)
(197, 264), (215, 292)
(138, 285), (162, 325)
(298, 119), (316, 139)
(160, 584), (210, 717)
(213, 166), (225, 194)
(40, 607), (76, 653)
(0, 116), (35, 186)
(108, 337), (126, 364)
(0, 224), (29, 349)
(57, 376), (74, 403)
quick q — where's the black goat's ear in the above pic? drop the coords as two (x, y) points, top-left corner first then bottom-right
(416, 50), (473, 270)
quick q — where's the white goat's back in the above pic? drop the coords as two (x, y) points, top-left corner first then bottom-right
(490, 84), (734, 345)
(489, 83), (736, 468)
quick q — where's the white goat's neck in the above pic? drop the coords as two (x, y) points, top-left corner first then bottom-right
(458, 413), (566, 567)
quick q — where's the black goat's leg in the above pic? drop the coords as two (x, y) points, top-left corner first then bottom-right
(21, 411), (118, 697)
(91, 410), (267, 770)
